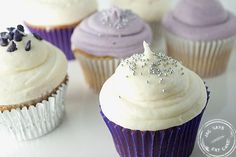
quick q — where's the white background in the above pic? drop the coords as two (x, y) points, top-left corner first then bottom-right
(0, 0), (236, 157)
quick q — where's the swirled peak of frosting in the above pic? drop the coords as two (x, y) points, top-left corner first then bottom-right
(71, 7), (152, 58)
(163, 0), (236, 40)
(100, 41), (207, 131)
(0, 25), (67, 105)
(22, 0), (97, 26)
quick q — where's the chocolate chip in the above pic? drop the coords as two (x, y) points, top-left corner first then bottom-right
(14, 30), (23, 42)
(0, 38), (8, 46)
(7, 32), (14, 40)
(17, 25), (24, 32)
(7, 27), (15, 32)
(33, 33), (42, 40)
(25, 40), (31, 51)
(7, 41), (17, 52)
(0, 32), (8, 39)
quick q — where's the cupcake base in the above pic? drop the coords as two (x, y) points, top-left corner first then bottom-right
(101, 88), (210, 157)
(25, 22), (79, 60)
(164, 32), (235, 78)
(0, 77), (68, 141)
(102, 110), (204, 157)
(74, 49), (120, 93)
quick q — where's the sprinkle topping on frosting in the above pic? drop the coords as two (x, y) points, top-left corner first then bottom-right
(100, 7), (136, 29)
(120, 42), (184, 88)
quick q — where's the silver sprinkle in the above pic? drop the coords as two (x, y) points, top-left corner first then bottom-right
(162, 89), (165, 93)
(159, 78), (163, 83)
(147, 80), (149, 84)
(119, 96), (121, 99)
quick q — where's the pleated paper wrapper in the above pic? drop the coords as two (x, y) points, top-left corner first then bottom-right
(164, 32), (235, 78)
(26, 24), (76, 60)
(0, 83), (67, 141)
(101, 88), (210, 157)
(75, 51), (120, 93)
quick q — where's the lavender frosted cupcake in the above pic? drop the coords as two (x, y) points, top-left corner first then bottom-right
(162, 0), (236, 78)
(71, 7), (152, 93)
(0, 25), (68, 141)
(101, 0), (171, 42)
(22, 0), (97, 60)
(100, 42), (210, 157)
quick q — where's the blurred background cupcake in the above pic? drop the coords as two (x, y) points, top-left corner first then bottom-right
(98, 0), (171, 45)
(71, 7), (152, 93)
(162, 0), (236, 78)
(22, 0), (97, 60)
(100, 42), (210, 157)
(0, 25), (68, 141)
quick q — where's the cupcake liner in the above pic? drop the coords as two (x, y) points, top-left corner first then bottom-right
(101, 87), (210, 157)
(164, 31), (235, 78)
(75, 51), (120, 93)
(0, 82), (68, 141)
(26, 24), (76, 60)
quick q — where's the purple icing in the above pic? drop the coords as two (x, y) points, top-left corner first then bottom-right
(162, 0), (236, 41)
(71, 7), (152, 58)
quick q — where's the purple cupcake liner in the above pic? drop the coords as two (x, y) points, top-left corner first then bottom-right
(101, 88), (210, 157)
(26, 24), (75, 60)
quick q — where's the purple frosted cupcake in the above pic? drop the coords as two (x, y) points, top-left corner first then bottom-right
(100, 42), (210, 157)
(22, 0), (97, 60)
(71, 7), (152, 93)
(162, 0), (236, 78)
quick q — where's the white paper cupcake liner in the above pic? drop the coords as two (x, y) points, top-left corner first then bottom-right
(164, 32), (235, 78)
(76, 53), (120, 93)
(0, 83), (67, 141)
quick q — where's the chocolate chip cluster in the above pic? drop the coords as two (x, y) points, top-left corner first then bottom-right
(0, 25), (42, 52)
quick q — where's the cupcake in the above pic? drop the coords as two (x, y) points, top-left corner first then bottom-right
(0, 25), (68, 141)
(22, 0), (97, 60)
(71, 7), (152, 93)
(100, 42), (210, 157)
(162, 0), (236, 78)
(102, 0), (171, 41)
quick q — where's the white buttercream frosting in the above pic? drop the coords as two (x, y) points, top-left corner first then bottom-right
(22, 0), (97, 26)
(0, 32), (67, 105)
(100, 41), (207, 131)
(108, 0), (171, 22)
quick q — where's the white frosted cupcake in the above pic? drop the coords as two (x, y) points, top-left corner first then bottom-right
(22, 0), (97, 60)
(100, 42), (210, 157)
(0, 25), (68, 141)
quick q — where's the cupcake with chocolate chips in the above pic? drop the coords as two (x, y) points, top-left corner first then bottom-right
(0, 25), (68, 141)
(162, 0), (236, 78)
(22, 0), (97, 60)
(100, 42), (210, 157)
(71, 7), (152, 93)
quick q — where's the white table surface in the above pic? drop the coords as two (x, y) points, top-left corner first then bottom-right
(0, 0), (236, 157)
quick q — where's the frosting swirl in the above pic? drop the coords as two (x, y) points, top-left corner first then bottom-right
(162, 0), (236, 40)
(0, 26), (67, 105)
(100, 42), (207, 131)
(71, 7), (152, 58)
(22, 0), (97, 26)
